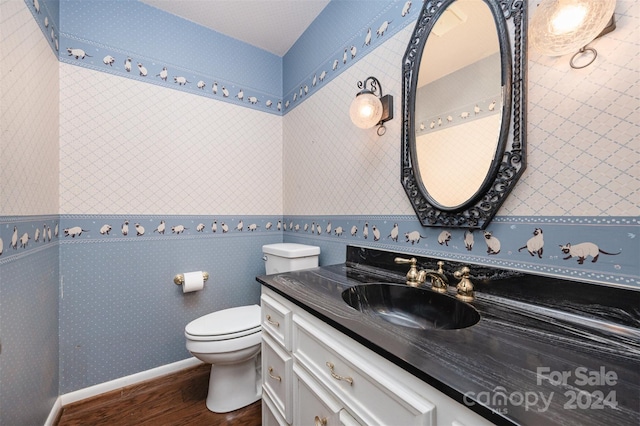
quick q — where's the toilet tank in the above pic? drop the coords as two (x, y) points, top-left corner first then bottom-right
(262, 243), (320, 274)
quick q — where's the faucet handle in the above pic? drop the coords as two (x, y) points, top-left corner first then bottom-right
(453, 266), (474, 302)
(394, 257), (417, 266)
(394, 257), (423, 287)
(453, 266), (470, 278)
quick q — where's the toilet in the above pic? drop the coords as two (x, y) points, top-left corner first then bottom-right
(184, 242), (320, 413)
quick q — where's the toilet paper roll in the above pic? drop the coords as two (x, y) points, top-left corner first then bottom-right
(182, 271), (205, 293)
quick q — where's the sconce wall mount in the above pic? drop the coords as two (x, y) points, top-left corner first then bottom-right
(350, 76), (394, 135)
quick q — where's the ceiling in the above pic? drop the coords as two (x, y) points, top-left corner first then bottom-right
(140, 0), (330, 57)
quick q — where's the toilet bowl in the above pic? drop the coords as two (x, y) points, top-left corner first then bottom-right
(185, 243), (320, 413)
(185, 305), (262, 413)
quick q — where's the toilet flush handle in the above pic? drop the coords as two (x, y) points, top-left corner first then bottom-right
(262, 255), (268, 262)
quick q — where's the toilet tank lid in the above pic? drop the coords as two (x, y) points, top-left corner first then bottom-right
(185, 305), (260, 336)
(262, 243), (320, 258)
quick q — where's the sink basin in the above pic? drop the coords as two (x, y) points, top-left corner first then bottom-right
(342, 283), (480, 330)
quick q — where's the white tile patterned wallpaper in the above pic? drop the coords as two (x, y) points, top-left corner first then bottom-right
(0, 0), (59, 216)
(503, 0), (640, 216)
(59, 64), (283, 215)
(284, 25), (413, 215)
(283, 0), (639, 218)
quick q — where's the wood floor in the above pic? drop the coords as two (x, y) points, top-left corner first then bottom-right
(56, 363), (261, 426)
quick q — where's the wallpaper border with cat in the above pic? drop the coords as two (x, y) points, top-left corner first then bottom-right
(1, 214), (637, 289)
(25, 0), (418, 117)
(283, 215), (639, 289)
(284, 216), (640, 290)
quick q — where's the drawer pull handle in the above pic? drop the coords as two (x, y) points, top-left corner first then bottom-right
(265, 315), (280, 327)
(267, 367), (281, 382)
(326, 361), (353, 386)
(314, 415), (327, 426)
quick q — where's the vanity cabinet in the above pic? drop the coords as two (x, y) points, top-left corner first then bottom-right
(261, 287), (493, 426)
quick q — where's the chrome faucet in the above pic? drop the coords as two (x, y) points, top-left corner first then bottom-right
(394, 257), (448, 291)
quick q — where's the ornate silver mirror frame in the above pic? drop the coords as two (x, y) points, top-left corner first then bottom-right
(401, 0), (527, 229)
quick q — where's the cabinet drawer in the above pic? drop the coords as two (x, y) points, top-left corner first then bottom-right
(294, 314), (436, 426)
(261, 292), (292, 350)
(262, 334), (293, 423)
(294, 364), (342, 426)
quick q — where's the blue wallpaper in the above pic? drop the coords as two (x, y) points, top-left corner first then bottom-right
(0, 214), (282, 395)
(0, 236), (59, 425)
(56, 215), (282, 392)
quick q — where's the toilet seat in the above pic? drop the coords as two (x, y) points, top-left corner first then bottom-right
(185, 305), (261, 341)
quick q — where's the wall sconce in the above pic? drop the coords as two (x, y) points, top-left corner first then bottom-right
(530, 0), (617, 69)
(349, 76), (393, 136)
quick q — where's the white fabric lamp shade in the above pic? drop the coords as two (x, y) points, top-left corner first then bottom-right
(350, 92), (383, 129)
(530, 0), (616, 56)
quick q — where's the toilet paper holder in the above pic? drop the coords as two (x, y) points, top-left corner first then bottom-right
(174, 271), (210, 286)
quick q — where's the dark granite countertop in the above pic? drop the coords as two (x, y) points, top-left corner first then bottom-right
(256, 246), (640, 426)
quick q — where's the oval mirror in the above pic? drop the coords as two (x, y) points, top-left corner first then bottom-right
(415, 0), (504, 209)
(401, 0), (527, 229)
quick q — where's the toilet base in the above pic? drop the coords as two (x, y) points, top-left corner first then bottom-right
(205, 356), (261, 413)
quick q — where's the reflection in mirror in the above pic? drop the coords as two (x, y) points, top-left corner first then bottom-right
(415, 0), (502, 208)
(401, 0), (527, 229)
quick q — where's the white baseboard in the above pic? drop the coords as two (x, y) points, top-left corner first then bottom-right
(44, 397), (62, 426)
(59, 357), (203, 407)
